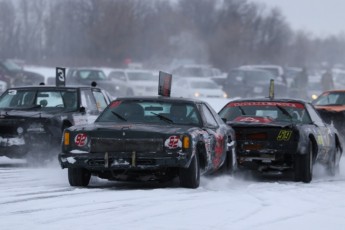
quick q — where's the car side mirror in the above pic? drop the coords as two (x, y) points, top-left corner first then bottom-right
(79, 106), (86, 113)
(222, 118), (227, 123)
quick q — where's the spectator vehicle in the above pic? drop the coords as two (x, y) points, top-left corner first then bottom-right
(171, 77), (227, 99)
(312, 90), (345, 137)
(0, 59), (45, 88)
(171, 64), (227, 85)
(219, 98), (342, 183)
(59, 97), (236, 188)
(0, 84), (111, 160)
(108, 68), (158, 96)
(67, 68), (132, 97)
(224, 68), (278, 98)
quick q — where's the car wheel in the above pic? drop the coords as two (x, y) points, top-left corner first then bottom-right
(179, 153), (200, 189)
(295, 141), (313, 183)
(328, 146), (341, 176)
(68, 168), (91, 187)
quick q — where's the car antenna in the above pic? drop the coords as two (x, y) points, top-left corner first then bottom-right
(268, 79), (274, 100)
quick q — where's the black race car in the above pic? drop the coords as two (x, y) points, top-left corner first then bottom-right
(59, 97), (236, 188)
(219, 98), (342, 183)
(0, 85), (111, 160)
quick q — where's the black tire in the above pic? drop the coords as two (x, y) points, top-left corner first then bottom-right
(220, 150), (236, 175)
(179, 154), (200, 188)
(295, 141), (313, 183)
(68, 168), (91, 187)
(328, 146), (341, 176)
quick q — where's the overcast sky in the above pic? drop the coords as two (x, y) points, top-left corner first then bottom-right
(252, 0), (345, 37)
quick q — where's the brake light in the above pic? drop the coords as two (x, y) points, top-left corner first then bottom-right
(247, 133), (267, 140)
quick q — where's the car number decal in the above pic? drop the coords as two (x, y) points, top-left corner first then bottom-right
(277, 130), (292, 141)
(74, 133), (88, 147)
(165, 136), (182, 149)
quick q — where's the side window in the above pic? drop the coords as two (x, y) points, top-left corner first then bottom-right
(200, 104), (218, 127)
(80, 89), (98, 113)
(92, 89), (108, 111)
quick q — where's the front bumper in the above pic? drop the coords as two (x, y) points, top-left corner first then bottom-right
(58, 151), (191, 170)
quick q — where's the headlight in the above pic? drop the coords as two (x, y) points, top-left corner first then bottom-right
(223, 92), (228, 98)
(17, 127), (24, 134)
(115, 86), (120, 90)
(311, 94), (318, 100)
(194, 92), (200, 97)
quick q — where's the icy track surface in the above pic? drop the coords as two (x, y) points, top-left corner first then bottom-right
(1, 157), (345, 230)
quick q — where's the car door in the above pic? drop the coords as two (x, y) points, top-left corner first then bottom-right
(306, 103), (333, 156)
(199, 103), (227, 169)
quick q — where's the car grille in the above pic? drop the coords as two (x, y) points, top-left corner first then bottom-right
(90, 138), (163, 153)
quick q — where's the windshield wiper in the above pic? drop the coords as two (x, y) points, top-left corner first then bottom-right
(238, 106), (246, 115)
(151, 112), (173, 124)
(276, 105), (293, 122)
(111, 111), (127, 121)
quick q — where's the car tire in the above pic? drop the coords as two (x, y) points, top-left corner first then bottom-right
(179, 154), (200, 189)
(295, 141), (313, 183)
(68, 168), (91, 187)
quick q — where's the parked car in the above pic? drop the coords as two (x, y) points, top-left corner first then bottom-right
(171, 77), (227, 99)
(312, 90), (345, 137)
(0, 80), (7, 94)
(66, 68), (132, 97)
(171, 64), (227, 85)
(59, 96), (236, 188)
(224, 68), (277, 98)
(0, 59), (45, 88)
(218, 98), (342, 182)
(108, 68), (158, 96)
(0, 84), (111, 160)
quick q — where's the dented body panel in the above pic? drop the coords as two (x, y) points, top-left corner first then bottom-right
(59, 97), (235, 182)
(219, 98), (342, 176)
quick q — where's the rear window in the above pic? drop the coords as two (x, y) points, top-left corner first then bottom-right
(219, 101), (311, 124)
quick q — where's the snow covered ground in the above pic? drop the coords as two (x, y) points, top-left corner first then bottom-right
(1, 97), (345, 230)
(3, 67), (345, 229)
(1, 157), (345, 230)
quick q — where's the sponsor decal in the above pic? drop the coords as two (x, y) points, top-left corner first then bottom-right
(234, 116), (273, 123)
(228, 101), (305, 109)
(165, 135), (182, 149)
(277, 130), (292, 141)
(74, 133), (88, 147)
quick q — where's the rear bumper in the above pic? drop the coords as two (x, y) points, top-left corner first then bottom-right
(58, 151), (191, 170)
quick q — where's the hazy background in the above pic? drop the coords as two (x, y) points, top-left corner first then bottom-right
(252, 0), (345, 37)
(1, 0), (344, 71)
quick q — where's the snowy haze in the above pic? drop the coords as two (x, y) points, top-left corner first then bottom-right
(1, 98), (345, 230)
(252, 0), (345, 37)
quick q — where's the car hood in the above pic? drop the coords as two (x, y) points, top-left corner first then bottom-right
(0, 109), (56, 119)
(69, 122), (197, 135)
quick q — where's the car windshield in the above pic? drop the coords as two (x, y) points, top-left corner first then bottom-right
(127, 72), (156, 81)
(313, 92), (345, 105)
(3, 60), (22, 72)
(0, 88), (78, 111)
(219, 101), (311, 124)
(97, 100), (201, 126)
(77, 70), (107, 81)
